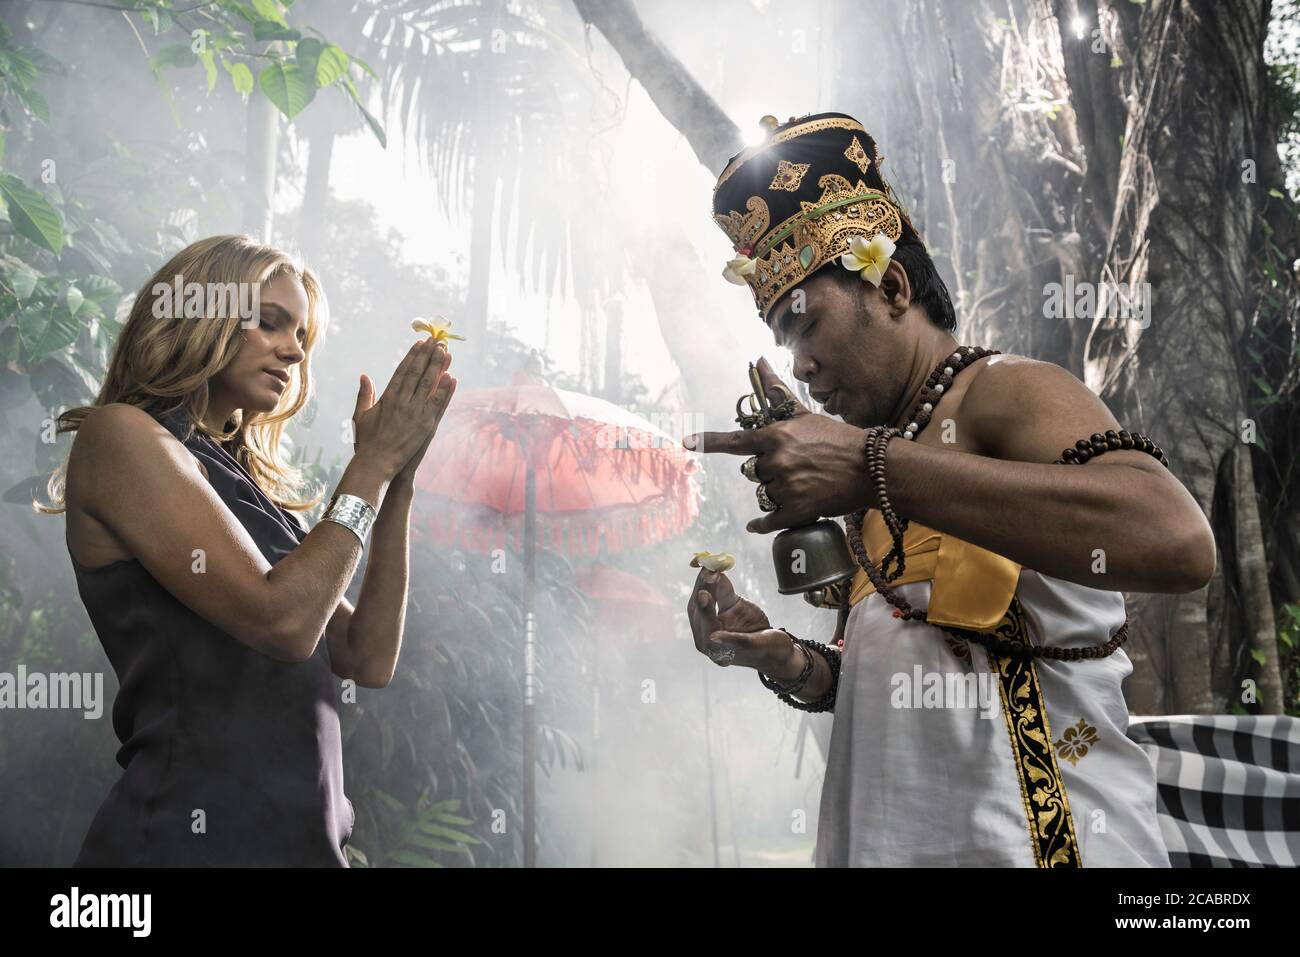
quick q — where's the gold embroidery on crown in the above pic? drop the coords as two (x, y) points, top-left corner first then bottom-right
(801, 173), (861, 212)
(712, 195), (771, 249)
(768, 159), (811, 192)
(844, 135), (871, 175)
(716, 172), (908, 316)
(741, 176), (902, 315)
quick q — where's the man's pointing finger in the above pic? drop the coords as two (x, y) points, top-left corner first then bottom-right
(682, 429), (765, 455)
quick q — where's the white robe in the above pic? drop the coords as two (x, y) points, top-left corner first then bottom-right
(813, 570), (1170, 867)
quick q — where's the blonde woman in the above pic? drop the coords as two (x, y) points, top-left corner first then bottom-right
(43, 234), (457, 866)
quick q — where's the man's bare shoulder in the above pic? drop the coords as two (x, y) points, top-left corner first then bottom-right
(963, 354), (1086, 412)
(959, 354), (1123, 463)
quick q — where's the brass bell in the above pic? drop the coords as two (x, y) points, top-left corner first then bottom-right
(772, 518), (859, 596)
(734, 361), (860, 602)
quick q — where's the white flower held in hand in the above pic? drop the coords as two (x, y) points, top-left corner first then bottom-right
(690, 551), (736, 573)
(411, 316), (466, 345)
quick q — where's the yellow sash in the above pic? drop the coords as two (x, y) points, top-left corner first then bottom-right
(847, 510), (1022, 631)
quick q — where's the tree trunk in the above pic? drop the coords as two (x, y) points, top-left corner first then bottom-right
(296, 94), (353, 263)
(570, 0), (743, 173)
(243, 95), (280, 242)
(1235, 441), (1285, 713)
(1079, 0), (1273, 713)
(298, 127), (334, 262)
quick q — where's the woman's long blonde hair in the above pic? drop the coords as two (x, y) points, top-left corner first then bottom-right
(39, 234), (328, 514)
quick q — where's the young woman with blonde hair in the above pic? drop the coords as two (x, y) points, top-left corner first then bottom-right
(44, 234), (457, 866)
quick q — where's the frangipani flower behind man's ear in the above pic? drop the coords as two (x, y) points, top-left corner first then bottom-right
(840, 233), (896, 287)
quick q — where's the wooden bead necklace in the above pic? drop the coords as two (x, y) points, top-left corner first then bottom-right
(842, 345), (1169, 662)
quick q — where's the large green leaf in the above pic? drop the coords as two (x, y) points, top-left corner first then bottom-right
(223, 58), (254, 96)
(78, 274), (122, 304)
(199, 49), (217, 93)
(0, 174), (64, 255)
(251, 0), (288, 27)
(17, 300), (83, 360)
(94, 313), (122, 354)
(253, 22), (301, 43)
(0, 48), (37, 91)
(296, 38), (348, 88)
(295, 38), (322, 84)
(64, 284), (83, 316)
(413, 820), (481, 845)
(314, 44), (348, 87)
(22, 45), (64, 77)
(15, 84), (48, 123)
(258, 62), (314, 119)
(1, 255), (39, 300)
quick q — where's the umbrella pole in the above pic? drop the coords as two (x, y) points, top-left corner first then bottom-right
(590, 634), (600, 867)
(523, 463), (537, 868)
(702, 663), (721, 868)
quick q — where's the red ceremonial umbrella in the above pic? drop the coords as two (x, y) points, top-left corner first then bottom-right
(414, 372), (698, 557)
(412, 371), (699, 867)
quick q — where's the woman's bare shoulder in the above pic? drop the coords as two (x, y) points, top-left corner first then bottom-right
(75, 402), (167, 444)
(70, 404), (207, 495)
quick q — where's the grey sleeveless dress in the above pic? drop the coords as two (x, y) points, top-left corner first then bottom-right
(69, 408), (354, 866)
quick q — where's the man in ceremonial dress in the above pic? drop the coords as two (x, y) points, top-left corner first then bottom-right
(684, 112), (1216, 867)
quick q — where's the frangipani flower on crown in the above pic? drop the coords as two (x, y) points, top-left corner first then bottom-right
(722, 253), (758, 286)
(411, 316), (466, 344)
(841, 233), (897, 287)
(690, 551), (736, 573)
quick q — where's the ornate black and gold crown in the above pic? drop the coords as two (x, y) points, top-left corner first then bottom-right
(711, 112), (921, 319)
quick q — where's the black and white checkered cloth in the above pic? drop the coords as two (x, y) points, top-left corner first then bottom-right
(1126, 715), (1300, 867)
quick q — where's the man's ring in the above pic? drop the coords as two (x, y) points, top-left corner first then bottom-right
(740, 456), (760, 483)
(708, 644), (736, 666)
(756, 483), (780, 512)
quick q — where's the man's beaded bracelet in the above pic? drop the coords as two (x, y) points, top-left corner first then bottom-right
(1055, 429), (1169, 468)
(757, 630), (842, 713)
(757, 633), (815, 694)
